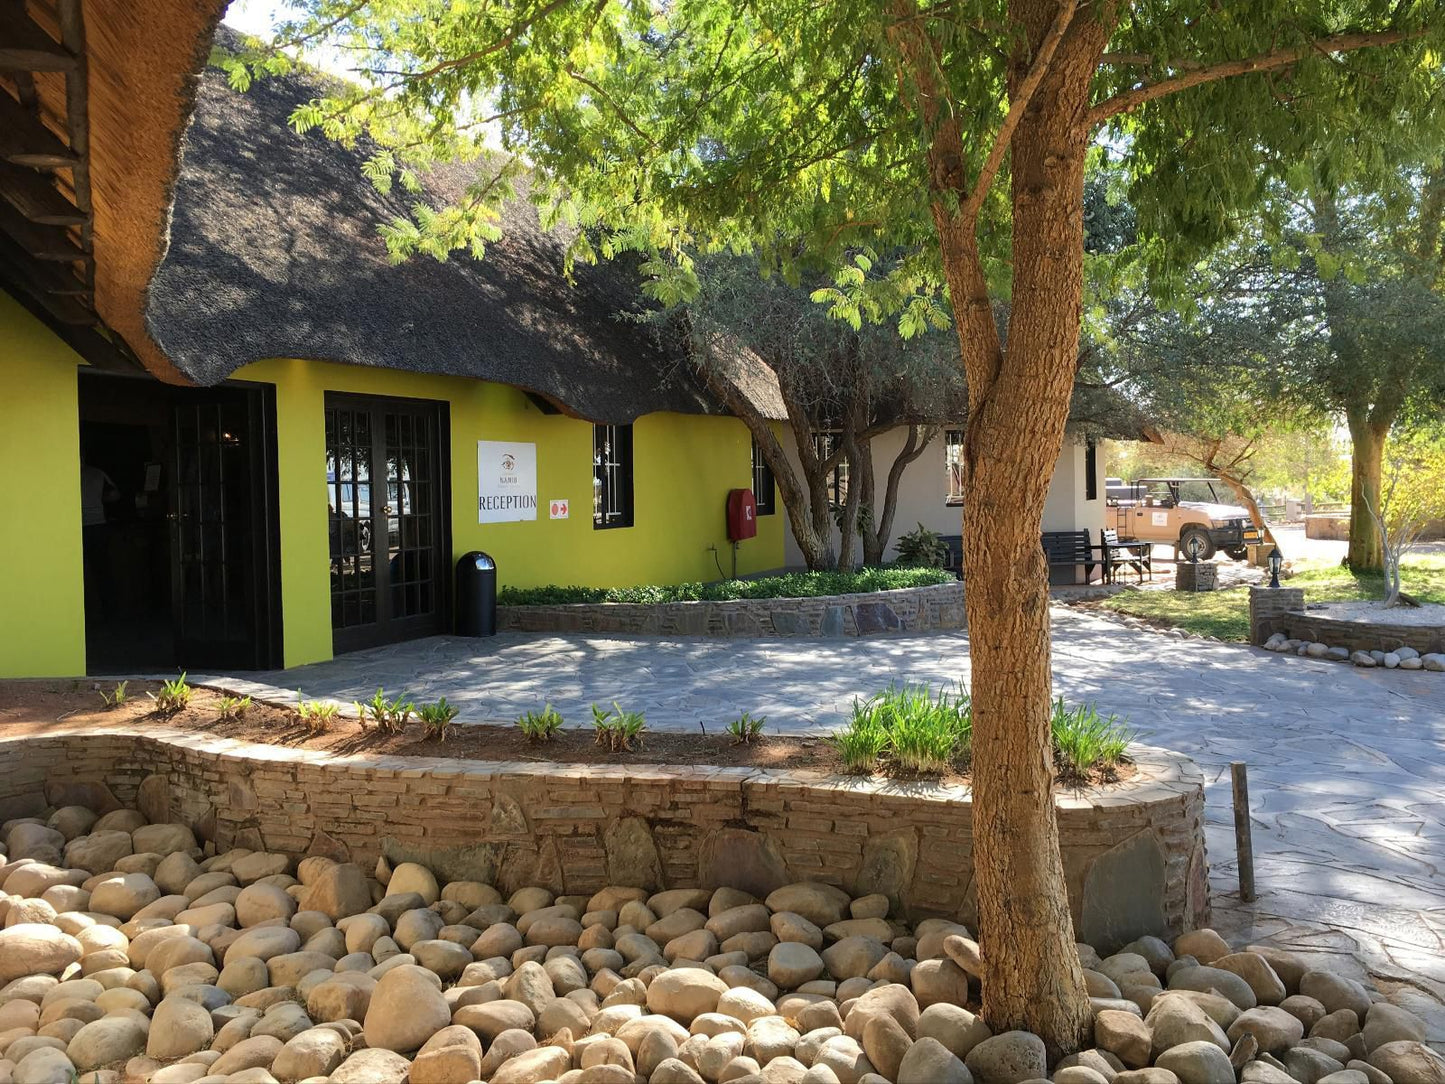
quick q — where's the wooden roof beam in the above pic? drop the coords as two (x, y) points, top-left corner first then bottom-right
(0, 229), (88, 295)
(0, 199), (83, 260)
(0, 258), (95, 322)
(0, 2), (77, 72)
(0, 159), (84, 225)
(0, 87), (78, 168)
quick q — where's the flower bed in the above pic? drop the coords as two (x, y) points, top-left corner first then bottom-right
(0, 725), (1206, 953)
(497, 580), (964, 637)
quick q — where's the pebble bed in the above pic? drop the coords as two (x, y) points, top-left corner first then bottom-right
(1261, 634), (1445, 672)
(1, 804), (1442, 1084)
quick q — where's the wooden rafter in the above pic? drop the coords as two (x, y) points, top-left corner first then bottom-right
(0, 2), (76, 72)
(0, 159), (85, 224)
(0, 199), (84, 260)
(0, 86), (78, 167)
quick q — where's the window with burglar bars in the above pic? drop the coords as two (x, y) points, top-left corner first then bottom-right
(751, 435), (776, 516)
(1085, 440), (1099, 501)
(593, 423), (634, 529)
(945, 429), (965, 505)
(812, 431), (848, 508)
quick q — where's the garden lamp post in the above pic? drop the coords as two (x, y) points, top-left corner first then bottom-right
(1185, 534), (1205, 564)
(1267, 547), (1283, 589)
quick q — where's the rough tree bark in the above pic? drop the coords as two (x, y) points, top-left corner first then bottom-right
(891, 0), (1104, 1053)
(1346, 406), (1387, 572)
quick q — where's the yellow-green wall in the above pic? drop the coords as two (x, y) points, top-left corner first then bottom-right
(0, 294), (85, 677)
(234, 359), (785, 668)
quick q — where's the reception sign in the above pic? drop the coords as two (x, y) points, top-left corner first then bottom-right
(477, 441), (537, 522)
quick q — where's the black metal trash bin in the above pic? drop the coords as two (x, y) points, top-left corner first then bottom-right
(455, 551), (497, 636)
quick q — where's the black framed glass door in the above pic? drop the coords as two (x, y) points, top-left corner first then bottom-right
(326, 393), (449, 653)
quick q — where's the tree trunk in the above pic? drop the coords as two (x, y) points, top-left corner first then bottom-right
(859, 439), (882, 567)
(860, 426), (934, 565)
(1347, 407), (1386, 572)
(937, 0), (1102, 1054)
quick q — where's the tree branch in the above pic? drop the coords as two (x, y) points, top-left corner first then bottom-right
(960, 0), (1077, 225)
(1088, 28), (1425, 126)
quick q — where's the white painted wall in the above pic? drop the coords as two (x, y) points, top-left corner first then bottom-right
(777, 428), (1106, 568)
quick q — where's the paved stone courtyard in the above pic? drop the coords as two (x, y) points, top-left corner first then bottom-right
(207, 603), (1445, 1037)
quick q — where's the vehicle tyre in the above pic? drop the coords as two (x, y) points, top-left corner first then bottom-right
(1178, 526), (1216, 561)
(1225, 546), (1249, 562)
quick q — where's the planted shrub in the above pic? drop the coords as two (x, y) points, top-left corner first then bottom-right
(832, 683), (972, 774)
(99, 681), (128, 710)
(152, 674), (191, 715)
(727, 712), (766, 744)
(1050, 698), (1133, 778)
(356, 687), (414, 734)
(216, 695), (251, 721)
(592, 702), (647, 752)
(895, 523), (951, 568)
(498, 567), (953, 607)
(517, 705), (565, 743)
(418, 697), (459, 741)
(296, 695), (339, 733)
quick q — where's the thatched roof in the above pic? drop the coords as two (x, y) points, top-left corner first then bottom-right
(142, 35), (783, 423)
(0, 0), (226, 375)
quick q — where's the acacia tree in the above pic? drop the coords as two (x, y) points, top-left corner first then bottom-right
(670, 255), (962, 571)
(229, 1), (1444, 1050)
(1367, 422), (1445, 606)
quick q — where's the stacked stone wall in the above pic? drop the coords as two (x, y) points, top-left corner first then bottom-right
(0, 728), (1208, 954)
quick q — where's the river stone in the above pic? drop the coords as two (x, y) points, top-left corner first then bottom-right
(89, 874), (161, 921)
(1096, 1008), (1151, 1067)
(387, 862), (441, 905)
(491, 1045), (573, 1084)
(330, 1047), (412, 1084)
(364, 964), (451, 1052)
(896, 1036), (970, 1084)
(1228, 1007), (1304, 1052)
(304, 862), (372, 920)
(49, 804), (99, 841)
(234, 883), (297, 927)
(1214, 953), (1287, 1006)
(454, 999), (536, 1041)
(964, 1031), (1046, 1084)
(1147, 995), (1230, 1058)
(1367, 1040), (1445, 1082)
(1169, 965), (1258, 1010)
(916, 1003), (990, 1061)
(0, 924), (83, 983)
(861, 1013), (913, 1080)
(409, 1024), (484, 1084)
(131, 824), (196, 857)
(144, 994), (215, 1059)
(64, 832), (135, 875)
(647, 968), (730, 1023)
(271, 1026), (348, 1080)
(12, 1046), (76, 1084)
(1299, 972), (1372, 1019)
(225, 926), (301, 964)
(765, 884), (851, 928)
(66, 1016), (147, 1071)
(910, 957), (971, 1008)
(1174, 931), (1231, 965)
(1155, 1040), (1235, 1084)
(770, 943), (826, 989)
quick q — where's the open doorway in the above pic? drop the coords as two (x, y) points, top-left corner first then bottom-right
(78, 372), (282, 673)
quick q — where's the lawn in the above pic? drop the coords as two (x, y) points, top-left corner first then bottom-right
(1092, 554), (1445, 641)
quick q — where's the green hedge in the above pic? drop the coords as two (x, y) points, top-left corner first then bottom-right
(497, 567), (956, 607)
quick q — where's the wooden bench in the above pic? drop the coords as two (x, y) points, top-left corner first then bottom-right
(1042, 530), (1101, 585)
(1101, 528), (1151, 583)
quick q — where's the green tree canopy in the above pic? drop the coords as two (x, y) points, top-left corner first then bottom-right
(226, 0), (1445, 1050)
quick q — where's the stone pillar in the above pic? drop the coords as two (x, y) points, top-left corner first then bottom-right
(1249, 585), (1305, 645)
(1175, 562), (1218, 593)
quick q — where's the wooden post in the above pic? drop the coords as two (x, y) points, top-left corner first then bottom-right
(1231, 761), (1256, 902)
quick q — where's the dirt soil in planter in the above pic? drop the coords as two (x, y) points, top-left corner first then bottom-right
(0, 679), (1130, 788)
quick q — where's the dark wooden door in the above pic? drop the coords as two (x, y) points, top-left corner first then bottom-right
(326, 393), (449, 653)
(170, 385), (281, 669)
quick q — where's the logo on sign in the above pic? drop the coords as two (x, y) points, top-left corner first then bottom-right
(501, 453), (516, 471)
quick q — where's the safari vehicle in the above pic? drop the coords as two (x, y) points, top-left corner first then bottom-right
(1106, 477), (1261, 561)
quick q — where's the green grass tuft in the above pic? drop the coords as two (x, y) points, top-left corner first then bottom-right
(498, 567), (954, 607)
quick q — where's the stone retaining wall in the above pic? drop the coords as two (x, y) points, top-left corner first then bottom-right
(497, 581), (965, 637)
(0, 727), (1208, 955)
(1249, 586), (1445, 654)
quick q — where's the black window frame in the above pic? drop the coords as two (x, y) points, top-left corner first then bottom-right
(1085, 440), (1099, 502)
(750, 435), (776, 516)
(944, 428), (965, 506)
(593, 423), (635, 530)
(811, 430), (848, 508)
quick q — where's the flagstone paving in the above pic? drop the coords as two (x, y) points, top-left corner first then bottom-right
(204, 604), (1445, 1036)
